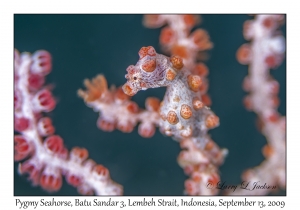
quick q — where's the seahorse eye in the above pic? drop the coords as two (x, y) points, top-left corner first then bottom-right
(133, 77), (137, 80)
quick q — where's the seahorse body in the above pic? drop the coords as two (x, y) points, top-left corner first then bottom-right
(122, 46), (219, 148)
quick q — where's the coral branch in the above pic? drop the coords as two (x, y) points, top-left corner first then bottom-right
(79, 15), (227, 195)
(78, 75), (160, 137)
(122, 45), (227, 195)
(231, 14), (286, 195)
(14, 50), (122, 195)
(140, 15), (228, 195)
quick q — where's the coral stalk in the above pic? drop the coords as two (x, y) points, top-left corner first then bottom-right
(14, 49), (122, 195)
(232, 14), (286, 195)
(79, 15), (227, 195)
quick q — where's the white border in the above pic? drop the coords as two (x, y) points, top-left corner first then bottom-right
(1, 0), (297, 209)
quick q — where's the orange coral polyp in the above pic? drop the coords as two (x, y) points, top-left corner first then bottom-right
(205, 115), (219, 129)
(143, 14), (162, 28)
(183, 15), (199, 28)
(166, 69), (177, 81)
(180, 104), (193, 119)
(117, 122), (134, 133)
(71, 147), (89, 160)
(262, 144), (274, 158)
(138, 46), (156, 59)
(170, 55), (184, 70)
(122, 83), (135, 96)
(237, 44), (252, 65)
(141, 59), (156, 72)
(192, 29), (213, 50)
(160, 27), (174, 45)
(171, 45), (188, 59)
(262, 17), (275, 29)
(97, 118), (115, 132)
(138, 124), (155, 138)
(146, 97), (160, 112)
(202, 94), (211, 106)
(78, 75), (108, 102)
(93, 164), (109, 178)
(192, 97), (204, 110)
(126, 102), (139, 113)
(115, 87), (130, 101)
(167, 110), (179, 125)
(187, 74), (202, 92)
(193, 63), (208, 77)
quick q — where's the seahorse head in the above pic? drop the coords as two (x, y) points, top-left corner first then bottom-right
(122, 46), (183, 96)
